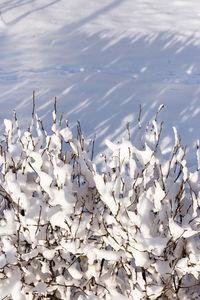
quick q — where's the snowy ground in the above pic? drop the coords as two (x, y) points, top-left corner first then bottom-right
(1, 0), (200, 165)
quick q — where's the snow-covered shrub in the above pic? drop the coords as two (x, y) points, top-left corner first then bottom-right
(1, 101), (200, 299)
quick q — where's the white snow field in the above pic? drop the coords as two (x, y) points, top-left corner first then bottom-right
(1, 0), (200, 163)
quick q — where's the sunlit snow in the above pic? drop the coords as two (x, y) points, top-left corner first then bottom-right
(1, 1), (200, 299)
(0, 0), (200, 164)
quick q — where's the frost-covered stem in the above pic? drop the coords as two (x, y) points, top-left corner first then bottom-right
(14, 110), (21, 138)
(159, 164), (166, 191)
(59, 111), (63, 126)
(53, 96), (57, 123)
(155, 104), (164, 122)
(38, 118), (47, 137)
(36, 206), (42, 235)
(126, 122), (131, 140)
(154, 120), (163, 153)
(32, 90), (35, 118)
(138, 103), (142, 129)
(91, 134), (96, 161)
(196, 139), (200, 171)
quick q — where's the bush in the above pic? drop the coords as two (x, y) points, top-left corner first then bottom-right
(1, 100), (200, 299)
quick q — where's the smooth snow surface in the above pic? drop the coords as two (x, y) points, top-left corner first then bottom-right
(1, 0), (200, 163)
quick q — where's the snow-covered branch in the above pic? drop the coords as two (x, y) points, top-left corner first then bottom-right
(0, 104), (200, 299)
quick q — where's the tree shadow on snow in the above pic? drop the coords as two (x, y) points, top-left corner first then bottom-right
(0, 0), (62, 26)
(0, 2), (200, 165)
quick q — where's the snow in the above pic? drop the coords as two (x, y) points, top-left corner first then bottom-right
(4, 119), (12, 134)
(0, 0), (200, 165)
(1, 114), (200, 299)
(2, 1), (200, 299)
(68, 264), (83, 280)
(169, 218), (184, 239)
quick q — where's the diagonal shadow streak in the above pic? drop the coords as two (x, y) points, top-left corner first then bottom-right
(64, 0), (124, 33)
(0, 0), (35, 13)
(0, 0), (61, 26)
(0, 0), (123, 30)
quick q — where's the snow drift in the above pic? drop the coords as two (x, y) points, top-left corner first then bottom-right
(0, 100), (200, 299)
